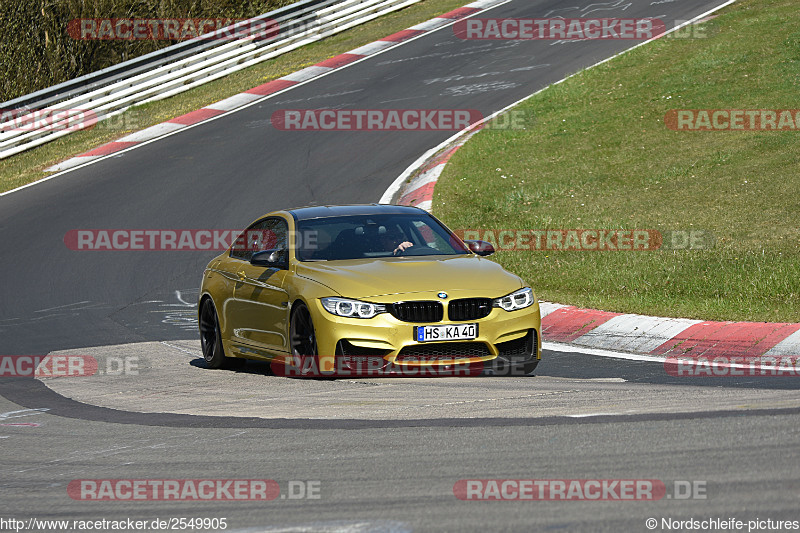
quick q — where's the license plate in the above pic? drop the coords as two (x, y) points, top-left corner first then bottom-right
(415, 323), (477, 342)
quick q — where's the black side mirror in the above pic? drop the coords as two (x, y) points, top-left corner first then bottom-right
(250, 249), (288, 268)
(464, 240), (495, 257)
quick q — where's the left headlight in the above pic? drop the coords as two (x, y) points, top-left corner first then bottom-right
(321, 297), (386, 319)
(493, 287), (534, 312)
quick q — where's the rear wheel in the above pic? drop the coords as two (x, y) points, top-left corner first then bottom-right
(199, 298), (243, 370)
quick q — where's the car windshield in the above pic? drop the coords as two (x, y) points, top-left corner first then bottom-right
(295, 213), (470, 261)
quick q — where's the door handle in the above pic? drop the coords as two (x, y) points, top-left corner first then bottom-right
(237, 270), (246, 281)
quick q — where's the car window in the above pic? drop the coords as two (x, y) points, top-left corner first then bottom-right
(295, 213), (468, 261)
(230, 217), (288, 261)
(412, 220), (448, 251)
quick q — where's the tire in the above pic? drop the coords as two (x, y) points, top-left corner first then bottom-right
(289, 302), (319, 375)
(199, 298), (243, 370)
(487, 336), (539, 377)
(521, 358), (539, 377)
(521, 335), (541, 376)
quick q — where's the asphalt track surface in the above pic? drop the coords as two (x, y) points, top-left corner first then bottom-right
(2, 0), (799, 531)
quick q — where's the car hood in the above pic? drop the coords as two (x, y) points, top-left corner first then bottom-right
(294, 255), (524, 299)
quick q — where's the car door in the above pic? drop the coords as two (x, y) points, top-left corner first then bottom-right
(227, 217), (290, 355)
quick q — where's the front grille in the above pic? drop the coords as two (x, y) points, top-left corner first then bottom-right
(397, 342), (491, 359)
(448, 298), (492, 321)
(496, 330), (537, 360)
(388, 301), (443, 323)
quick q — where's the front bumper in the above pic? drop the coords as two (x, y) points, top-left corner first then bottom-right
(304, 295), (541, 376)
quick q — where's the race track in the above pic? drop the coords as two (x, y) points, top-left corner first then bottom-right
(2, 0), (798, 530)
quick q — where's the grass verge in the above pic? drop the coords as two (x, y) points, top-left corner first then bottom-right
(0, 0), (466, 194)
(434, 0), (800, 322)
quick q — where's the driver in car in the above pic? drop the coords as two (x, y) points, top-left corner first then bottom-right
(380, 227), (413, 255)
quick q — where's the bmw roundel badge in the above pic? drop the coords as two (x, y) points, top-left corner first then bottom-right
(437, 292), (448, 299)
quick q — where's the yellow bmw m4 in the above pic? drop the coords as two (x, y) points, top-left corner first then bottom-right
(198, 204), (540, 377)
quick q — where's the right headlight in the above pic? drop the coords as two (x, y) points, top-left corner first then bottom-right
(321, 297), (386, 319)
(493, 287), (534, 312)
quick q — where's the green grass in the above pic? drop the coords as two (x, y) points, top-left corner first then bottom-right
(434, 0), (800, 322)
(0, 0), (466, 194)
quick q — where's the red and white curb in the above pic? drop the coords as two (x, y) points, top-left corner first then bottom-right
(45, 0), (507, 173)
(539, 303), (800, 358)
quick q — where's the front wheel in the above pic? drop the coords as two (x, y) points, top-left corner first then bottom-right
(289, 303), (320, 375)
(521, 358), (539, 376)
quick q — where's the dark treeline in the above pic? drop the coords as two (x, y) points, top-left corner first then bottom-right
(1, 0), (297, 102)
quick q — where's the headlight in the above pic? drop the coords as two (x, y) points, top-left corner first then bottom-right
(321, 297), (386, 319)
(493, 287), (534, 312)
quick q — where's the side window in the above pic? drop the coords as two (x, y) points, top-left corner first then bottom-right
(230, 217), (288, 261)
(412, 220), (443, 250)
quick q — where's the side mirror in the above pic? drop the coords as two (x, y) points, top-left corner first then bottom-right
(250, 249), (288, 268)
(464, 240), (495, 257)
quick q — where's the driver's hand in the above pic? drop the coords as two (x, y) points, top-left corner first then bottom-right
(393, 241), (414, 255)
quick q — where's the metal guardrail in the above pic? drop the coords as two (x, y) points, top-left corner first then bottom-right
(0, 0), (420, 160)
(0, 0), (330, 112)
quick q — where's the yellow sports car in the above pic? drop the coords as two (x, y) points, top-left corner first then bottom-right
(198, 204), (541, 377)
